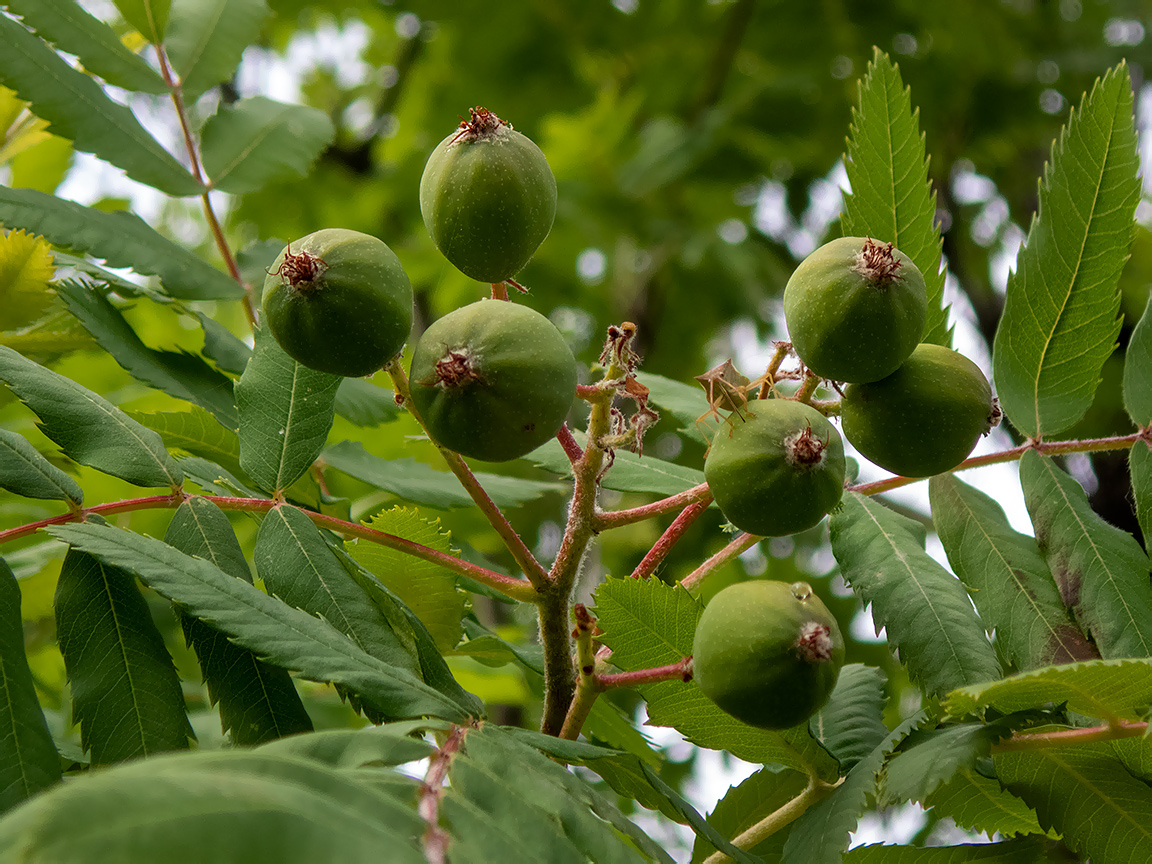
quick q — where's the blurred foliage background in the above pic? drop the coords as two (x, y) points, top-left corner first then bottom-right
(3, 0), (1152, 852)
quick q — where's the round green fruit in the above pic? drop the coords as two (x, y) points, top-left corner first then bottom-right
(420, 107), (557, 284)
(705, 399), (846, 537)
(784, 236), (927, 383)
(841, 343), (998, 477)
(693, 580), (845, 730)
(408, 299), (577, 462)
(261, 229), (413, 378)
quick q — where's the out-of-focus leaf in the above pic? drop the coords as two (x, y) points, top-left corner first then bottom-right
(0, 14), (197, 195)
(235, 325), (340, 494)
(1124, 293), (1152, 425)
(55, 546), (192, 765)
(164, 0), (269, 102)
(691, 767), (809, 863)
(1019, 450), (1152, 658)
(830, 493), (1002, 695)
(530, 433), (704, 496)
(0, 427), (82, 503)
(992, 63), (1140, 438)
(112, 0), (170, 42)
(3, 0), (168, 93)
(944, 657), (1152, 721)
(0, 558), (62, 812)
(636, 371), (709, 446)
(0, 187), (242, 300)
(1132, 443), (1152, 546)
(930, 474), (1098, 670)
(201, 97), (334, 194)
(0, 344), (183, 488)
(0, 229), (55, 331)
(56, 281), (238, 429)
(842, 48), (949, 346)
(845, 841), (1050, 862)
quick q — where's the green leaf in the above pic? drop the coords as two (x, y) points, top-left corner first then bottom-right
(3, 0), (168, 93)
(691, 767), (810, 863)
(0, 750), (426, 863)
(782, 711), (927, 864)
(177, 455), (255, 497)
(594, 577), (838, 779)
(0, 228), (55, 331)
(236, 325), (340, 494)
(996, 738), (1152, 862)
(923, 767), (1049, 840)
(830, 493), (1002, 696)
(0, 15), (197, 196)
(808, 663), (888, 773)
(1131, 444), (1152, 546)
(845, 840), (1050, 862)
(47, 521), (477, 723)
(129, 406), (243, 479)
(0, 187), (243, 300)
(322, 440), (566, 509)
(165, 497), (313, 745)
(1124, 293), (1152, 426)
(584, 697), (662, 768)
(201, 97), (334, 193)
(347, 507), (467, 653)
(111, 0), (170, 42)
(0, 426), (82, 503)
(1019, 450), (1152, 658)
(254, 720), (442, 768)
(56, 280), (238, 429)
(944, 657), (1152, 721)
(881, 723), (1007, 806)
(54, 546), (192, 765)
(0, 558), (62, 813)
(0, 345), (183, 488)
(841, 48), (949, 347)
(332, 377), (402, 427)
(254, 505), (423, 681)
(991, 63), (1141, 438)
(164, 0), (269, 102)
(930, 474), (1098, 670)
(531, 433), (704, 496)
(636, 371), (709, 446)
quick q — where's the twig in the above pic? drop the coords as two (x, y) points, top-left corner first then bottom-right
(595, 484), (713, 530)
(992, 719), (1148, 753)
(629, 500), (711, 580)
(419, 725), (467, 864)
(680, 531), (761, 593)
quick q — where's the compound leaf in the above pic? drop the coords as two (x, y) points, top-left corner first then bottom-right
(164, 0), (269, 102)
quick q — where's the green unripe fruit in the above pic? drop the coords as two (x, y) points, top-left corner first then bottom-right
(420, 107), (557, 283)
(693, 580), (845, 730)
(704, 399), (846, 537)
(408, 299), (577, 462)
(842, 343), (998, 478)
(261, 229), (413, 378)
(784, 236), (927, 383)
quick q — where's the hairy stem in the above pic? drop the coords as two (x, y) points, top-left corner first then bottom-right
(599, 657), (693, 690)
(559, 604), (600, 740)
(702, 775), (842, 864)
(595, 484), (713, 530)
(680, 532), (761, 593)
(387, 359), (549, 590)
(629, 500), (711, 580)
(418, 725), (467, 864)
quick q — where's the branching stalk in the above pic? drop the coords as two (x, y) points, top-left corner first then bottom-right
(680, 531), (761, 593)
(992, 719), (1148, 752)
(629, 500), (711, 580)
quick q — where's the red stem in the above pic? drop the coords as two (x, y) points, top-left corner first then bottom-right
(992, 719), (1147, 752)
(629, 500), (710, 580)
(419, 725), (467, 864)
(596, 484), (713, 530)
(557, 423), (585, 464)
(599, 657), (693, 690)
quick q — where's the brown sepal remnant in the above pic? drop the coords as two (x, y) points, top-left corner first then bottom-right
(269, 244), (328, 292)
(786, 423), (827, 468)
(595, 322), (658, 457)
(853, 237), (903, 285)
(450, 106), (509, 144)
(431, 348), (481, 388)
(794, 621), (835, 663)
(695, 359), (751, 429)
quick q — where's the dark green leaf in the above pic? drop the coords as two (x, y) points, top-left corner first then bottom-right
(1019, 450), (1152, 658)
(782, 711), (927, 864)
(164, 0), (269, 102)
(47, 522), (477, 723)
(0, 345), (183, 488)
(842, 48), (949, 346)
(1124, 293), (1152, 426)
(881, 723), (1007, 806)
(54, 546), (192, 765)
(322, 440), (566, 509)
(992, 63), (1140, 438)
(594, 577), (838, 778)
(691, 767), (809, 863)
(845, 840), (1049, 862)
(235, 325), (340, 494)
(332, 377), (402, 427)
(944, 657), (1152, 721)
(130, 407), (243, 479)
(830, 493), (1002, 695)
(0, 14), (197, 195)
(254, 720), (443, 768)
(201, 97), (334, 193)
(808, 663), (888, 773)
(56, 280), (238, 429)
(930, 474), (1098, 670)
(1132, 443), (1152, 547)
(196, 310), (252, 375)
(923, 767), (1048, 839)
(996, 738), (1152, 862)
(111, 0), (169, 42)
(3, 0), (167, 93)
(531, 433), (704, 496)
(165, 497), (312, 745)
(0, 187), (242, 300)
(0, 426), (82, 503)
(0, 558), (62, 812)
